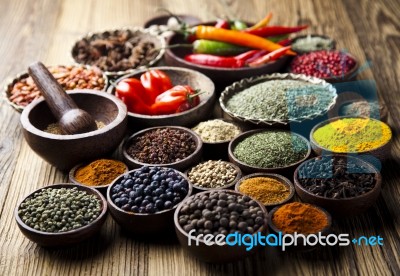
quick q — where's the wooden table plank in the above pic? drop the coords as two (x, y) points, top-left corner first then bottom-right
(0, 0), (399, 275)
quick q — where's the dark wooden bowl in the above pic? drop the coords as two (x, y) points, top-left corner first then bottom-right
(144, 14), (201, 28)
(174, 190), (268, 263)
(291, 34), (336, 54)
(15, 183), (108, 247)
(107, 66), (215, 129)
(122, 126), (203, 171)
(69, 160), (129, 196)
(20, 90), (128, 171)
(228, 129), (311, 177)
(289, 51), (359, 83)
(309, 116), (392, 162)
(235, 173), (295, 207)
(293, 155), (382, 217)
(185, 161), (242, 193)
(107, 168), (193, 235)
(219, 73), (337, 128)
(267, 203), (332, 251)
(164, 22), (291, 87)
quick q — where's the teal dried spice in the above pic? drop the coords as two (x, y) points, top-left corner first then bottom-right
(225, 80), (335, 121)
(233, 131), (309, 168)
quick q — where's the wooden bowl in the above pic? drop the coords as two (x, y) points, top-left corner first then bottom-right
(228, 129), (311, 176)
(219, 73), (337, 128)
(107, 168), (193, 235)
(164, 22), (291, 87)
(235, 173), (295, 207)
(289, 50), (359, 83)
(309, 116), (392, 162)
(3, 65), (108, 112)
(69, 160), (129, 195)
(122, 126), (203, 171)
(293, 155), (382, 217)
(174, 190), (268, 263)
(20, 90), (128, 171)
(71, 27), (165, 77)
(15, 183), (108, 247)
(291, 34), (336, 54)
(107, 66), (216, 129)
(185, 161), (242, 193)
(267, 203), (331, 251)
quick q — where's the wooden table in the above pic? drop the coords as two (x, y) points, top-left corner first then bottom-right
(1, 0), (399, 275)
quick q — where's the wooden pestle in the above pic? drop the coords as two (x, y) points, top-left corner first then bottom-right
(28, 62), (97, 135)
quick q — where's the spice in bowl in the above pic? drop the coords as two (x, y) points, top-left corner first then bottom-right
(110, 166), (189, 213)
(292, 35), (335, 53)
(238, 176), (291, 205)
(73, 159), (127, 187)
(271, 202), (329, 234)
(290, 50), (357, 79)
(126, 128), (197, 164)
(312, 117), (392, 153)
(72, 29), (161, 73)
(7, 65), (106, 108)
(233, 130), (309, 168)
(18, 187), (102, 232)
(44, 120), (105, 135)
(187, 160), (239, 189)
(224, 79), (336, 122)
(192, 119), (241, 143)
(297, 156), (377, 198)
(177, 191), (266, 235)
(340, 101), (382, 119)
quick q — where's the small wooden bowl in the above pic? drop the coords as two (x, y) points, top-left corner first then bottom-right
(107, 66), (216, 129)
(185, 161), (242, 193)
(228, 129), (311, 176)
(69, 160), (129, 195)
(122, 126), (203, 171)
(107, 168), (193, 235)
(293, 155), (382, 217)
(291, 34), (336, 54)
(235, 173), (295, 207)
(268, 203), (332, 251)
(310, 116), (392, 162)
(164, 22), (291, 87)
(174, 190), (268, 263)
(15, 183), (108, 247)
(20, 90), (128, 171)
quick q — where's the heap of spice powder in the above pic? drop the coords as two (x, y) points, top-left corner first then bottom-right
(74, 159), (127, 186)
(192, 119), (241, 143)
(233, 131), (309, 168)
(225, 80), (335, 122)
(297, 156), (376, 199)
(126, 128), (196, 164)
(272, 202), (329, 234)
(239, 177), (291, 205)
(45, 121), (105, 135)
(312, 118), (392, 152)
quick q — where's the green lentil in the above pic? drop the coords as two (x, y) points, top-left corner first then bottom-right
(18, 187), (101, 233)
(225, 80), (335, 122)
(233, 131), (309, 168)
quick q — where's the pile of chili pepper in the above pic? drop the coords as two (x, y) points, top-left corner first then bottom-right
(180, 12), (308, 68)
(115, 69), (201, 115)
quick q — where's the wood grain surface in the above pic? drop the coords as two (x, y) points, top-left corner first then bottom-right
(0, 0), (399, 275)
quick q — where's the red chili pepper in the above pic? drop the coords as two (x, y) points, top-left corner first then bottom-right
(151, 85), (200, 115)
(184, 50), (260, 68)
(215, 19), (230, 29)
(277, 38), (292, 46)
(115, 79), (152, 115)
(247, 46), (292, 67)
(140, 69), (173, 103)
(243, 25), (308, 37)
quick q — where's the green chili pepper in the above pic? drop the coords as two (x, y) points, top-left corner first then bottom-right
(192, 39), (250, 56)
(231, 20), (248, 30)
(265, 34), (290, 43)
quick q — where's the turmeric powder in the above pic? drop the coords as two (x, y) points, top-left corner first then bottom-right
(313, 118), (391, 153)
(238, 177), (290, 205)
(74, 159), (127, 186)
